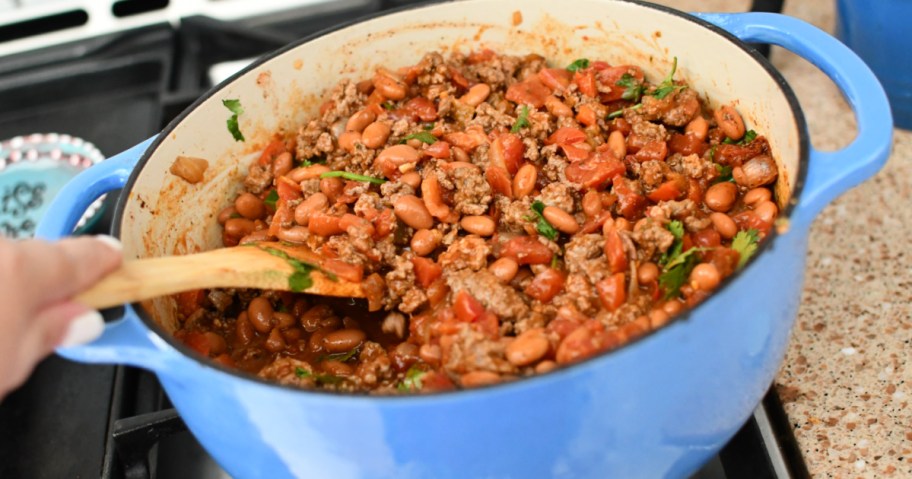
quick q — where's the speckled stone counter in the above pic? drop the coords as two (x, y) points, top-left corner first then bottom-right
(652, 0), (911, 477)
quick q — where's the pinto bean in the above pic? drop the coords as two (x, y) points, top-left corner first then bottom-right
(535, 360), (558, 374)
(294, 193), (329, 226)
(714, 104), (746, 140)
(234, 193), (265, 220)
(323, 329), (366, 353)
(394, 195), (434, 230)
(460, 371), (501, 387)
(276, 225), (309, 243)
(411, 228), (442, 256)
(709, 212), (738, 239)
(460, 215), (496, 236)
(288, 164), (331, 182)
(743, 187), (772, 205)
(513, 164), (537, 198)
(582, 190), (602, 217)
(224, 218), (255, 238)
(685, 116), (709, 140)
(247, 297), (274, 334)
(217, 206), (237, 225)
(488, 257), (519, 283)
(377, 144), (420, 167)
(459, 83), (491, 106)
(273, 151), (294, 178)
(637, 262), (659, 284)
(308, 213), (344, 236)
(690, 263), (720, 291)
(361, 122), (391, 148)
(320, 177), (344, 201)
(338, 131), (361, 153)
(235, 312), (254, 344)
(419, 344), (442, 364)
(754, 200), (778, 224)
(505, 328), (550, 366)
(607, 130), (626, 159)
(704, 182), (737, 212)
(542, 206), (579, 234)
(421, 175), (452, 221)
(663, 300), (683, 316)
(346, 109), (376, 132)
(373, 70), (407, 100)
(264, 327), (287, 353)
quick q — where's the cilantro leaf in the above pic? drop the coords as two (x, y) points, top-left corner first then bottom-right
(295, 367), (311, 378)
(659, 220), (684, 267)
(511, 105), (531, 133)
(651, 57), (682, 100)
(263, 189), (278, 209)
(260, 247), (323, 292)
(321, 347), (360, 363)
(294, 367), (342, 385)
(401, 131), (437, 144)
(222, 99), (245, 141)
(397, 365), (426, 392)
(723, 129), (758, 145)
(381, 101), (395, 110)
(713, 163), (733, 183)
(616, 73), (646, 103)
(288, 271), (313, 292)
(529, 200), (559, 241)
(607, 103), (642, 119)
(320, 171), (386, 184)
(566, 58), (590, 72)
(732, 229), (760, 269)
(658, 247), (703, 299)
(299, 157), (325, 167)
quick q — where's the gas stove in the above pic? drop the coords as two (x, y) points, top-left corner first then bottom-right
(0, 1), (806, 477)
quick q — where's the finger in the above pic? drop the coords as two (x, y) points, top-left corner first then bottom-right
(10, 235), (123, 305)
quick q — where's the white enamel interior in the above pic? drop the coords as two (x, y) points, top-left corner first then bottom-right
(118, 0), (802, 333)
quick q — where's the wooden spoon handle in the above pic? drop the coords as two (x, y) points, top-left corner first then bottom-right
(75, 247), (362, 310)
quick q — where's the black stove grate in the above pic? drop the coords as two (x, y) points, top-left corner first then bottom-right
(0, 1), (805, 478)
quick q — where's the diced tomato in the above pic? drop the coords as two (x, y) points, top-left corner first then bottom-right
(322, 259), (364, 283)
(500, 236), (554, 265)
(573, 69), (598, 97)
(257, 139), (286, 165)
(647, 178), (685, 202)
(180, 331), (226, 358)
(491, 133), (525, 174)
(267, 202), (293, 237)
(704, 246), (740, 278)
(485, 165), (513, 198)
(546, 127), (587, 146)
(686, 177), (704, 205)
(579, 211), (613, 234)
(596, 65), (644, 102)
(373, 208), (395, 239)
(547, 317), (582, 339)
(525, 268), (566, 302)
(576, 104), (598, 127)
(443, 125), (488, 152)
(505, 77), (550, 108)
(610, 117), (632, 136)
(668, 133), (708, 156)
(426, 278), (450, 308)
(603, 228), (627, 274)
(454, 290), (485, 322)
(308, 213), (344, 237)
(411, 257), (443, 289)
(596, 273), (627, 311)
(714, 138), (767, 166)
(612, 176), (647, 219)
(692, 228), (721, 248)
(177, 290), (206, 317)
(404, 96), (438, 122)
(625, 132), (650, 154)
(213, 354), (234, 367)
(560, 144), (591, 162)
(565, 154), (626, 190)
(731, 210), (772, 236)
(634, 140), (668, 162)
(681, 233), (694, 253)
(276, 176), (302, 201)
(473, 311), (500, 339)
(537, 68), (572, 91)
(424, 140), (451, 159)
(449, 66), (469, 89)
(420, 371), (457, 392)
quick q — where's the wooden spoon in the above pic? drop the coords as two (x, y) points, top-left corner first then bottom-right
(76, 241), (364, 310)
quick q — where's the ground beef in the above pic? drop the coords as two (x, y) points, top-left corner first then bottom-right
(384, 255), (427, 313)
(630, 119), (669, 143)
(553, 274), (601, 316)
(539, 145), (567, 182)
(637, 88), (700, 127)
(442, 324), (515, 374)
(631, 218), (675, 260)
(468, 102), (514, 131)
(243, 164), (272, 194)
(446, 268), (530, 321)
(449, 166), (492, 215)
(354, 342), (393, 388)
(439, 236), (491, 271)
(538, 183), (576, 212)
(669, 153), (714, 180)
(563, 234), (610, 284)
(258, 358), (317, 388)
(635, 160), (668, 188)
(494, 196), (535, 235)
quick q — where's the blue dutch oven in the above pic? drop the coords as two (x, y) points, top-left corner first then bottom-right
(36, 1), (892, 477)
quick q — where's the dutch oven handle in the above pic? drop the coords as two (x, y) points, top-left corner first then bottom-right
(35, 137), (174, 372)
(694, 12), (893, 226)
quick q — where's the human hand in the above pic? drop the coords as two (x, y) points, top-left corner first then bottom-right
(0, 236), (122, 399)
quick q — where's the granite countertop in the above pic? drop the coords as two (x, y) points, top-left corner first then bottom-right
(651, 0), (910, 477)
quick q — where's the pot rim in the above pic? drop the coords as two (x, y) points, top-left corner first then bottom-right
(112, 0), (810, 399)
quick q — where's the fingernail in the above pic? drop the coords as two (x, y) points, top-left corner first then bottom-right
(95, 235), (123, 252)
(60, 311), (104, 347)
